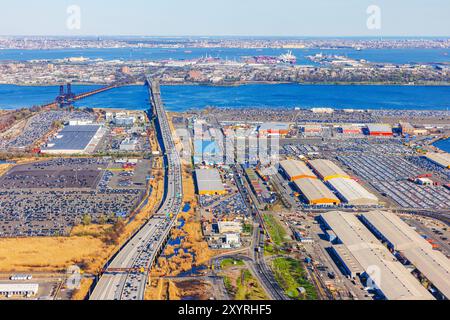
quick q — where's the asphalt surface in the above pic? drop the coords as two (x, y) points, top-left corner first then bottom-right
(233, 165), (289, 300)
(90, 79), (183, 300)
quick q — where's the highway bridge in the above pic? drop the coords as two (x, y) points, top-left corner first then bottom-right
(89, 78), (183, 300)
(39, 83), (125, 109)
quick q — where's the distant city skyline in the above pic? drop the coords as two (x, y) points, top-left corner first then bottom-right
(0, 0), (449, 37)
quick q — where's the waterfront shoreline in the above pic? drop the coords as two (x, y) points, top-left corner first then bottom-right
(1, 82), (450, 112)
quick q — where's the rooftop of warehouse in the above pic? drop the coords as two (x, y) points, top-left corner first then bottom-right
(280, 159), (316, 178)
(361, 211), (450, 299)
(43, 125), (101, 151)
(308, 159), (350, 179)
(328, 178), (378, 201)
(195, 168), (225, 192)
(294, 178), (340, 201)
(258, 122), (290, 131)
(321, 211), (434, 300)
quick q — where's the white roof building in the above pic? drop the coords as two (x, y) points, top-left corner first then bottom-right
(328, 178), (379, 206)
(0, 283), (39, 297)
(279, 159), (317, 181)
(320, 211), (434, 300)
(425, 152), (450, 169)
(361, 211), (450, 299)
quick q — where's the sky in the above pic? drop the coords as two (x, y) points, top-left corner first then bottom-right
(0, 0), (449, 37)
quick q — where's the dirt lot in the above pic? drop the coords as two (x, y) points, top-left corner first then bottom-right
(145, 279), (213, 300)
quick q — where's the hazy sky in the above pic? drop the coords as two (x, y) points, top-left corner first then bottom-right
(0, 0), (449, 36)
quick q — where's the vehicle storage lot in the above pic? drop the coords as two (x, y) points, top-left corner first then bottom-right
(337, 155), (450, 210)
(0, 158), (107, 189)
(0, 158), (151, 237)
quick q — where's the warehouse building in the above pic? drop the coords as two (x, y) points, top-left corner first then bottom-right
(425, 152), (450, 169)
(308, 159), (351, 181)
(399, 122), (415, 136)
(320, 211), (434, 300)
(361, 211), (450, 299)
(42, 125), (104, 155)
(279, 159), (317, 181)
(339, 125), (362, 135)
(294, 178), (341, 205)
(258, 122), (290, 136)
(309, 159), (378, 206)
(366, 124), (393, 137)
(195, 169), (226, 196)
(328, 178), (379, 206)
(0, 283), (39, 297)
(217, 221), (243, 234)
(301, 124), (323, 136)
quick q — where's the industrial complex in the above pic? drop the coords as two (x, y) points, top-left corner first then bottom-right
(195, 168), (227, 196)
(42, 124), (105, 155)
(360, 211), (450, 299)
(320, 211), (435, 300)
(0, 34), (449, 303)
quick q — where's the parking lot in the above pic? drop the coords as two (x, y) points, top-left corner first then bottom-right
(0, 110), (95, 151)
(0, 158), (151, 237)
(337, 154), (450, 210)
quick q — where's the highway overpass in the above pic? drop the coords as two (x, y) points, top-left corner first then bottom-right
(89, 79), (183, 300)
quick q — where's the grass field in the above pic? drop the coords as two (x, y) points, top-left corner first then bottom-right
(263, 214), (288, 246)
(271, 257), (318, 300)
(220, 258), (245, 269)
(226, 269), (268, 300)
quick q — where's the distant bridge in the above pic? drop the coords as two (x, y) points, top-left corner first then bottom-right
(40, 82), (129, 109)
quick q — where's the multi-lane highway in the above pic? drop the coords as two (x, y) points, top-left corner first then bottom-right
(90, 79), (183, 300)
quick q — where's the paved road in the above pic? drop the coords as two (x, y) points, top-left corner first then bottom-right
(233, 165), (289, 300)
(90, 79), (183, 300)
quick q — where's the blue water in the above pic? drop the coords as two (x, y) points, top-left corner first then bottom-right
(434, 139), (450, 153)
(0, 48), (449, 65)
(1, 84), (450, 111)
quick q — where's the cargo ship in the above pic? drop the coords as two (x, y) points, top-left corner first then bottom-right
(243, 51), (297, 65)
(278, 50), (297, 64)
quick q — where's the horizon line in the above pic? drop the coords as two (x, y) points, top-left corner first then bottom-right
(1, 34), (450, 39)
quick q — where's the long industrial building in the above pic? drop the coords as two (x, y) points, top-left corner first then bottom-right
(279, 159), (340, 205)
(360, 211), (450, 299)
(42, 125), (104, 155)
(195, 169), (226, 196)
(308, 159), (350, 181)
(0, 283), (39, 297)
(425, 152), (450, 169)
(328, 178), (379, 206)
(280, 159), (317, 181)
(293, 178), (341, 205)
(366, 124), (393, 137)
(309, 159), (379, 206)
(320, 211), (434, 300)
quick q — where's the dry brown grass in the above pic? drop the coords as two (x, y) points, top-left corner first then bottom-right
(145, 278), (165, 300)
(0, 164), (11, 177)
(70, 224), (111, 237)
(0, 237), (108, 273)
(71, 278), (94, 300)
